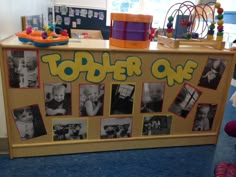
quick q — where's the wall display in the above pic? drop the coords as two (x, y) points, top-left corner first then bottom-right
(54, 5), (109, 39)
(0, 37), (235, 158)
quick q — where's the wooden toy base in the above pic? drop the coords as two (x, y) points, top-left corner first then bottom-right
(158, 36), (225, 50)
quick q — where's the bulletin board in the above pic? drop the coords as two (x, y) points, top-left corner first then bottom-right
(54, 5), (110, 39)
(0, 37), (235, 158)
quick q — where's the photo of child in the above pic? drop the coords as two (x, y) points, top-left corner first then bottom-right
(169, 83), (201, 118)
(198, 58), (227, 90)
(142, 115), (172, 136)
(79, 84), (104, 116)
(101, 118), (132, 139)
(6, 50), (39, 88)
(44, 83), (71, 116)
(192, 104), (217, 131)
(53, 119), (87, 141)
(110, 84), (135, 115)
(13, 105), (47, 140)
(141, 82), (165, 113)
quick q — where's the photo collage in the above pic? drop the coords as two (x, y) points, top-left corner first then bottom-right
(6, 49), (226, 141)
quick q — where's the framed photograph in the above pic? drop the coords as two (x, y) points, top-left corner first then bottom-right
(141, 82), (165, 113)
(169, 83), (201, 118)
(12, 105), (47, 140)
(79, 84), (104, 116)
(53, 119), (87, 141)
(21, 14), (43, 30)
(142, 115), (172, 136)
(110, 83), (135, 115)
(198, 58), (227, 90)
(6, 49), (39, 88)
(192, 104), (217, 131)
(44, 83), (72, 116)
(101, 117), (132, 139)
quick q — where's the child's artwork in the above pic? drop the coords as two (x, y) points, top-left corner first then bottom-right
(142, 115), (172, 136)
(44, 83), (72, 116)
(79, 84), (104, 117)
(110, 84), (135, 115)
(101, 118), (132, 139)
(192, 104), (217, 131)
(169, 83), (201, 118)
(53, 119), (87, 141)
(141, 82), (165, 113)
(6, 50), (39, 88)
(198, 58), (227, 90)
(12, 105), (47, 140)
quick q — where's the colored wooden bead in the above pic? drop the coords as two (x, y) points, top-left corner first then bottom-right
(217, 20), (224, 26)
(217, 8), (224, 14)
(208, 29), (214, 35)
(168, 16), (174, 22)
(166, 28), (173, 33)
(184, 33), (191, 39)
(167, 22), (173, 28)
(217, 31), (223, 36)
(209, 24), (215, 29)
(217, 25), (224, 31)
(217, 14), (223, 20)
(215, 2), (221, 8)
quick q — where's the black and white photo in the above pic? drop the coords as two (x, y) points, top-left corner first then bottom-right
(79, 84), (104, 116)
(7, 50), (39, 88)
(110, 84), (135, 115)
(13, 105), (47, 140)
(192, 104), (217, 131)
(198, 58), (227, 90)
(141, 82), (165, 113)
(44, 83), (72, 116)
(142, 115), (172, 136)
(101, 118), (132, 139)
(169, 83), (201, 118)
(53, 119), (87, 141)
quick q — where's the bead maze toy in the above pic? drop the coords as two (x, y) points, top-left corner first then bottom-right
(158, 1), (225, 50)
(16, 25), (69, 47)
(109, 13), (153, 48)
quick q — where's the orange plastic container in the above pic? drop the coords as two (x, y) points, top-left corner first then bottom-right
(109, 13), (153, 48)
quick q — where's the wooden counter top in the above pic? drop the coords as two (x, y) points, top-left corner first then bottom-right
(0, 35), (234, 55)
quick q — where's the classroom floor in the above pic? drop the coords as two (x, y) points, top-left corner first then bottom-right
(0, 85), (236, 177)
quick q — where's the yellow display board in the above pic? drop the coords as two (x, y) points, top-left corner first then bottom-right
(0, 36), (235, 158)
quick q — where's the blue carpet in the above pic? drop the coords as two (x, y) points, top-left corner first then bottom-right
(1, 86), (236, 177)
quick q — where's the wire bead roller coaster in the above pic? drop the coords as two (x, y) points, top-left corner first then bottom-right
(158, 1), (225, 50)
